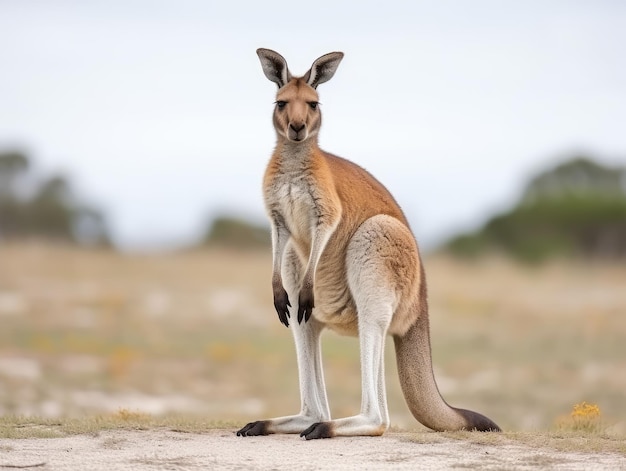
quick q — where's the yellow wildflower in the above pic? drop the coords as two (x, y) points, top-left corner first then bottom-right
(571, 402), (601, 419)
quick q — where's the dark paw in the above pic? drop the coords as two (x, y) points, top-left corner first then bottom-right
(300, 422), (333, 440)
(297, 289), (314, 324)
(273, 288), (291, 327)
(236, 420), (270, 437)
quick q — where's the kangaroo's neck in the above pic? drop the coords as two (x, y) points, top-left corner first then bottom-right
(274, 136), (320, 173)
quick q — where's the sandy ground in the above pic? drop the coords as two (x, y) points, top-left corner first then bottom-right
(1, 430), (625, 471)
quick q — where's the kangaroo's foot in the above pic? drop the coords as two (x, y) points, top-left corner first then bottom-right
(300, 422), (333, 439)
(300, 414), (388, 440)
(237, 413), (326, 437)
(236, 420), (271, 436)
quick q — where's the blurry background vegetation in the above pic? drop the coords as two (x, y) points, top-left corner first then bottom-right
(203, 215), (270, 249)
(4, 148), (624, 262)
(0, 151), (109, 247)
(446, 157), (626, 261)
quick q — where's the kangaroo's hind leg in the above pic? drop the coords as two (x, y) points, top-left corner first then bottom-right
(237, 245), (330, 436)
(301, 215), (419, 439)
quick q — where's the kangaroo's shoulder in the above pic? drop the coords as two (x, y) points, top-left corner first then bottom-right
(320, 150), (408, 224)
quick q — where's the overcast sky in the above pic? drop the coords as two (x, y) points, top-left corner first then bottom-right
(1, 1), (625, 251)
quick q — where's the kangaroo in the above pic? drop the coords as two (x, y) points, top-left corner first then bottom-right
(236, 49), (500, 440)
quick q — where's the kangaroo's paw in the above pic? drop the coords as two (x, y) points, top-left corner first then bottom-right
(273, 287), (291, 327)
(236, 420), (270, 437)
(297, 288), (314, 324)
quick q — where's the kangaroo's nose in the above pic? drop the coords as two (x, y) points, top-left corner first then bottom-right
(290, 123), (305, 133)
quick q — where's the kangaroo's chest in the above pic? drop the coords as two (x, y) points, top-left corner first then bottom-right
(267, 174), (316, 244)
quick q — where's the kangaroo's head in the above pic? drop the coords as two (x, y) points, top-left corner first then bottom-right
(257, 48), (344, 143)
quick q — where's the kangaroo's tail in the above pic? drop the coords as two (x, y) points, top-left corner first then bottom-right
(393, 293), (500, 432)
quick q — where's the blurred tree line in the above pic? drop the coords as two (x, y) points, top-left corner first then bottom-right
(205, 155), (626, 260)
(4, 149), (623, 259)
(204, 215), (270, 249)
(0, 150), (109, 246)
(446, 156), (626, 261)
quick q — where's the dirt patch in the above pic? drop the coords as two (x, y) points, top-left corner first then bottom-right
(1, 430), (625, 471)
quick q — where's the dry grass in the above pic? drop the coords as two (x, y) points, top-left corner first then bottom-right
(0, 412), (239, 439)
(0, 243), (624, 447)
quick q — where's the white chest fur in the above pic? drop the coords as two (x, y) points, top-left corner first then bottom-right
(270, 173), (315, 245)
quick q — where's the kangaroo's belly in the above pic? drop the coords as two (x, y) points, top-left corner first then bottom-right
(313, 269), (358, 336)
(288, 235), (359, 336)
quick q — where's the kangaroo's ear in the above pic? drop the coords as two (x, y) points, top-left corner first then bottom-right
(257, 48), (292, 88)
(304, 52), (344, 89)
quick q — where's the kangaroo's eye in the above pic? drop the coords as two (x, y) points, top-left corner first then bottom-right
(276, 101), (287, 110)
(308, 101), (318, 110)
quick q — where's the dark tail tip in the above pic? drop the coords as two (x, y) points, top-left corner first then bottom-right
(457, 408), (501, 432)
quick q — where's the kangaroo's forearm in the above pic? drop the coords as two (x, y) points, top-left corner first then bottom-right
(270, 211), (292, 326)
